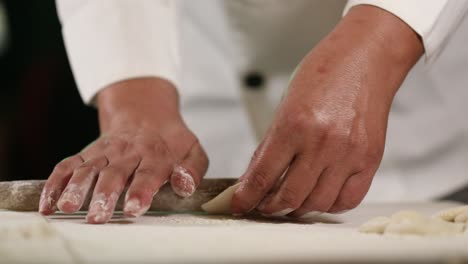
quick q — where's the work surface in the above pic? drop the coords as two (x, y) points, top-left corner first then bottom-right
(1, 202), (468, 263)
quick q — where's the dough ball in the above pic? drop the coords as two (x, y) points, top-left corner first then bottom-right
(358, 216), (391, 234)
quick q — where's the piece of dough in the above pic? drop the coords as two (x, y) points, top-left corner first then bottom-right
(390, 210), (425, 222)
(359, 210), (466, 236)
(201, 183), (241, 214)
(385, 217), (464, 236)
(454, 210), (468, 224)
(434, 205), (468, 222)
(358, 216), (391, 234)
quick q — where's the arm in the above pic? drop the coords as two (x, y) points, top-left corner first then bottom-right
(40, 1), (209, 224)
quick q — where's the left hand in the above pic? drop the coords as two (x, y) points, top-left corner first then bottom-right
(231, 5), (423, 218)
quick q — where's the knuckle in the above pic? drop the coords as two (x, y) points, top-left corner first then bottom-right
(347, 133), (362, 150)
(53, 162), (69, 174)
(339, 197), (361, 210)
(276, 186), (302, 209)
(365, 146), (384, 164)
(284, 111), (315, 132)
(337, 188), (367, 210)
(134, 167), (156, 176)
(312, 200), (332, 212)
(99, 166), (124, 178)
(74, 165), (99, 176)
(247, 169), (271, 190)
(305, 194), (333, 212)
(135, 142), (156, 156)
(153, 141), (171, 158)
(107, 137), (129, 154)
(53, 156), (79, 174)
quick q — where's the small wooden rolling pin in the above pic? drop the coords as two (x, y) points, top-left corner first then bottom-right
(0, 179), (237, 212)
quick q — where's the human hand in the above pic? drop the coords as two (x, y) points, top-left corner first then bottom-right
(39, 78), (208, 223)
(231, 5), (423, 218)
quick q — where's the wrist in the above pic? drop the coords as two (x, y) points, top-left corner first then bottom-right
(343, 5), (424, 71)
(292, 5), (423, 106)
(97, 77), (182, 133)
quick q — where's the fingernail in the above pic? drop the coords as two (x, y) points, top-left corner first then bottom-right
(57, 185), (82, 211)
(299, 211), (322, 219)
(271, 208), (294, 217)
(57, 191), (80, 210)
(124, 198), (147, 217)
(39, 189), (58, 214)
(172, 166), (195, 198)
(86, 193), (117, 224)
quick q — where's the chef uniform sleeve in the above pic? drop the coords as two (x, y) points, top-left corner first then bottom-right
(343, 0), (468, 64)
(55, 0), (180, 105)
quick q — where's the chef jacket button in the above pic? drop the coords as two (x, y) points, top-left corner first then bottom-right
(243, 71), (265, 90)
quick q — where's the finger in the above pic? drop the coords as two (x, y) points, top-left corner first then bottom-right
(57, 156), (108, 213)
(123, 157), (172, 217)
(86, 156), (139, 224)
(231, 135), (294, 215)
(327, 169), (374, 213)
(288, 166), (348, 218)
(255, 154), (323, 216)
(170, 140), (209, 198)
(39, 155), (84, 215)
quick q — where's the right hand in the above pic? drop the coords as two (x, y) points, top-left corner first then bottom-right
(39, 78), (209, 224)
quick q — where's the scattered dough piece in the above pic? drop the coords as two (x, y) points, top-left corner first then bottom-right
(391, 210), (425, 222)
(385, 217), (464, 236)
(201, 183), (241, 214)
(434, 205), (468, 222)
(359, 209), (466, 236)
(454, 210), (468, 224)
(358, 216), (391, 234)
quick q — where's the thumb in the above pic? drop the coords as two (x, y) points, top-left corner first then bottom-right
(170, 140), (209, 197)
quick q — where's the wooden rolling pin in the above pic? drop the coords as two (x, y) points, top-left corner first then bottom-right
(0, 179), (237, 212)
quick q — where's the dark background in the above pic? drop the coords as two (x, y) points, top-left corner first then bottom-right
(0, 1), (99, 181)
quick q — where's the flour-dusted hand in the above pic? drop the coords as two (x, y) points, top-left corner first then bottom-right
(231, 5), (423, 218)
(39, 78), (208, 224)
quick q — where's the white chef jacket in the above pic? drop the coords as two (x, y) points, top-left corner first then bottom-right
(56, 0), (468, 202)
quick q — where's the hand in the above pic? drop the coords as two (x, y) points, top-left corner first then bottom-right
(231, 5), (423, 217)
(39, 78), (209, 223)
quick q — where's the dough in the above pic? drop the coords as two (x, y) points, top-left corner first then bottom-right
(0, 211), (75, 263)
(358, 216), (391, 234)
(385, 216), (464, 236)
(359, 209), (466, 236)
(434, 205), (468, 223)
(201, 183), (241, 214)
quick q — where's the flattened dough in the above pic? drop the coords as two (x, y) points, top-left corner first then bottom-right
(201, 183), (241, 214)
